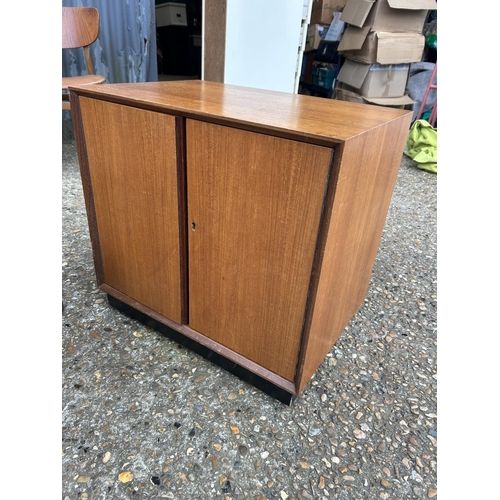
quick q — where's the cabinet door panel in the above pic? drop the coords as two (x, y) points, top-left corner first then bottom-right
(79, 98), (183, 323)
(187, 120), (332, 381)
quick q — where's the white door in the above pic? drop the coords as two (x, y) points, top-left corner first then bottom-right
(205, 0), (311, 94)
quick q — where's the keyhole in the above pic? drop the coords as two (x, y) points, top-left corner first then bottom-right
(191, 222), (196, 231)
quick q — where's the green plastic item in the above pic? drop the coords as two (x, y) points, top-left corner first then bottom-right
(425, 34), (437, 50)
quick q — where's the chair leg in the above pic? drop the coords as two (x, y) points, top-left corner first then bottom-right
(63, 92), (71, 110)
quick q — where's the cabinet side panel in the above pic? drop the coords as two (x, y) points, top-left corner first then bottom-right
(69, 92), (105, 285)
(79, 97), (183, 323)
(187, 120), (332, 381)
(297, 114), (412, 393)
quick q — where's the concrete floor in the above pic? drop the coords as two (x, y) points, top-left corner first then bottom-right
(62, 139), (437, 500)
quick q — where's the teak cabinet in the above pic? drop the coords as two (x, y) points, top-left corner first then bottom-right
(69, 81), (412, 404)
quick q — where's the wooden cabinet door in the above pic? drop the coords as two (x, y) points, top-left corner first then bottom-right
(186, 120), (332, 381)
(79, 98), (183, 323)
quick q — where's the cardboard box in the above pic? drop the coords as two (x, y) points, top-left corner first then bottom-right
(305, 24), (330, 52)
(333, 87), (365, 104)
(311, 0), (347, 25)
(339, 28), (424, 64)
(363, 93), (414, 107)
(340, 0), (437, 33)
(334, 87), (414, 108)
(337, 58), (409, 98)
(156, 2), (188, 27)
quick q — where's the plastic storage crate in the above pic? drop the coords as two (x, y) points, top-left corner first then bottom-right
(313, 67), (337, 90)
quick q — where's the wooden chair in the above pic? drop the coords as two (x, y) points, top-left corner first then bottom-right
(62, 7), (106, 110)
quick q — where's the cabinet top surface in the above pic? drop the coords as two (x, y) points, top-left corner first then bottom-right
(69, 80), (411, 144)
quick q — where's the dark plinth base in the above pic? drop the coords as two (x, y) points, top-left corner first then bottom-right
(107, 295), (296, 405)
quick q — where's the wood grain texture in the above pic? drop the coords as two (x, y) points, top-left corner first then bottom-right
(186, 120), (332, 381)
(68, 80), (411, 146)
(295, 113), (413, 393)
(78, 97), (183, 323)
(62, 7), (100, 49)
(69, 92), (105, 285)
(203, 0), (226, 83)
(63, 74), (105, 90)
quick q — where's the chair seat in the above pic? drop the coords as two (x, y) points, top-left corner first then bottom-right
(62, 74), (106, 90)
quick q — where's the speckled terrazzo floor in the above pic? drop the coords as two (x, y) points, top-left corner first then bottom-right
(62, 139), (437, 500)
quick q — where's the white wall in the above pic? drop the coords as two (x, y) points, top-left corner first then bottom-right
(223, 0), (305, 93)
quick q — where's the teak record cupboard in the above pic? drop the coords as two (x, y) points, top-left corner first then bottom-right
(69, 81), (412, 404)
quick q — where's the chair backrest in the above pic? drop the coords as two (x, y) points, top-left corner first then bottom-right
(62, 7), (100, 75)
(62, 7), (100, 49)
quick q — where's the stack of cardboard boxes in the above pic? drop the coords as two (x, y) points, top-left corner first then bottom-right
(304, 0), (347, 91)
(334, 0), (437, 107)
(306, 0), (346, 52)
